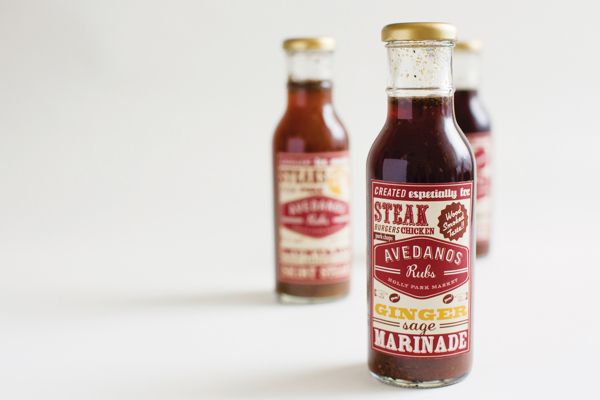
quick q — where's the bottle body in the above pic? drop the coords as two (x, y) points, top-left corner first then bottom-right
(367, 97), (474, 386)
(273, 41), (351, 303)
(367, 26), (475, 387)
(454, 44), (492, 256)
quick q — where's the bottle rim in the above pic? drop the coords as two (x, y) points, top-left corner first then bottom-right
(381, 22), (457, 42)
(282, 37), (335, 52)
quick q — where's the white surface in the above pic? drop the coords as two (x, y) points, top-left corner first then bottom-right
(0, 0), (599, 399)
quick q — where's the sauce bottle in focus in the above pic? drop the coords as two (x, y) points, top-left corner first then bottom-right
(454, 40), (493, 257)
(273, 37), (351, 303)
(367, 23), (475, 387)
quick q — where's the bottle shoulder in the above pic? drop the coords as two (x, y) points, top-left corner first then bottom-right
(273, 107), (349, 153)
(455, 92), (492, 133)
(367, 120), (474, 183)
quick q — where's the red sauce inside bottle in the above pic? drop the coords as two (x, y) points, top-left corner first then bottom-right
(455, 89), (492, 256)
(367, 96), (474, 383)
(273, 80), (350, 301)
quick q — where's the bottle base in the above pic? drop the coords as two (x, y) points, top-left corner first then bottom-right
(369, 371), (468, 389)
(277, 292), (347, 304)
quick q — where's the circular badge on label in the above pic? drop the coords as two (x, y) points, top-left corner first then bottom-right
(443, 294), (454, 304)
(437, 202), (468, 241)
(389, 293), (400, 303)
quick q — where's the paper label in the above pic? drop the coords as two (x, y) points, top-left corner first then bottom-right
(276, 152), (351, 284)
(370, 181), (474, 358)
(467, 132), (492, 242)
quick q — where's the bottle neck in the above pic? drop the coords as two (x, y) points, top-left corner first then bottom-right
(386, 40), (454, 98)
(454, 51), (481, 90)
(453, 89), (478, 117)
(286, 50), (333, 83)
(287, 81), (333, 109)
(454, 88), (479, 101)
(285, 50), (334, 110)
(387, 96), (454, 121)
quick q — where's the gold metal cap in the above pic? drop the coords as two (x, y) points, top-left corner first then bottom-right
(455, 40), (483, 52)
(381, 22), (457, 42)
(282, 37), (335, 52)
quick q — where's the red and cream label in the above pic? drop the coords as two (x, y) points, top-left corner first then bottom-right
(370, 181), (473, 358)
(466, 132), (492, 242)
(276, 152), (351, 284)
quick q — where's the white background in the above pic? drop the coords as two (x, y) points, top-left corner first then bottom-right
(1, 1), (599, 399)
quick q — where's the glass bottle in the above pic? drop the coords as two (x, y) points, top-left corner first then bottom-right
(367, 23), (475, 387)
(273, 37), (351, 303)
(454, 40), (493, 257)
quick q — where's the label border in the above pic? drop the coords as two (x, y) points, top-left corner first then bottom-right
(276, 151), (351, 285)
(369, 179), (473, 359)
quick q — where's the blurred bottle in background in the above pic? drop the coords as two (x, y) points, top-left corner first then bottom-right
(273, 37), (351, 303)
(454, 40), (493, 257)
